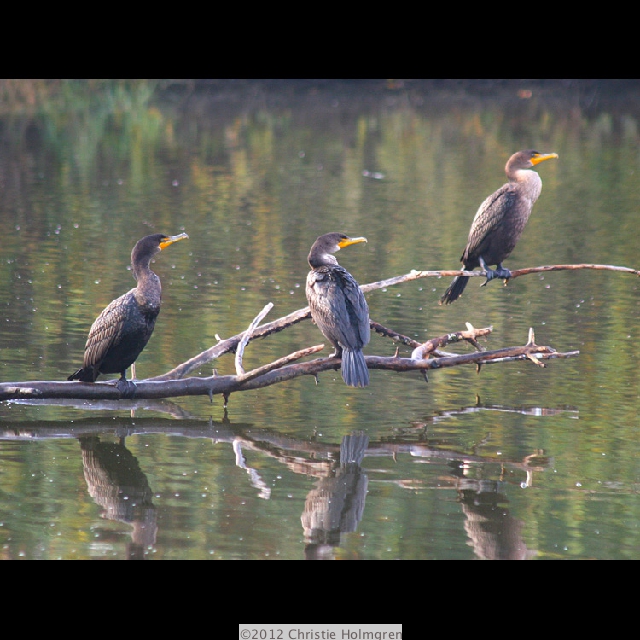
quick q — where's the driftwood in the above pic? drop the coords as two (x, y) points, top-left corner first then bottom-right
(366, 263), (640, 290)
(148, 262), (636, 381)
(4, 260), (632, 404)
(0, 322), (577, 403)
(0, 319), (577, 403)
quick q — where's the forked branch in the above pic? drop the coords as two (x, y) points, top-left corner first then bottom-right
(0, 322), (578, 403)
(149, 261), (635, 381)
(5, 259), (633, 404)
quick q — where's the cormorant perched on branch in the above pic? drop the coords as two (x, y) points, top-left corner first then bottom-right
(306, 233), (370, 387)
(68, 233), (189, 391)
(440, 150), (558, 305)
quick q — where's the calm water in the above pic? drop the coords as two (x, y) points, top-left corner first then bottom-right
(0, 79), (639, 559)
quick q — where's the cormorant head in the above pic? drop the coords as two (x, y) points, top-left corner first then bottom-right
(131, 233), (189, 278)
(308, 232), (368, 268)
(507, 150), (558, 173)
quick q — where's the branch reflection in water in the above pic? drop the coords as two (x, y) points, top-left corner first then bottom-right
(1, 401), (572, 559)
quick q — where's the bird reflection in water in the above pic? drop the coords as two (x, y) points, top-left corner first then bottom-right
(301, 431), (369, 560)
(79, 435), (157, 560)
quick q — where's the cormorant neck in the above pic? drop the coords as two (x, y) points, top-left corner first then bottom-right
(132, 259), (161, 308)
(510, 168), (538, 183)
(134, 271), (161, 308)
(133, 260), (154, 282)
(309, 252), (339, 269)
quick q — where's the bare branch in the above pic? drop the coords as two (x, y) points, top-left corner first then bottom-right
(235, 345), (325, 383)
(10, 259), (629, 402)
(235, 303), (274, 376)
(153, 261), (635, 382)
(361, 263), (640, 292)
(410, 324), (493, 360)
(370, 321), (421, 349)
(509, 263), (640, 279)
(0, 329), (579, 403)
(147, 306), (311, 381)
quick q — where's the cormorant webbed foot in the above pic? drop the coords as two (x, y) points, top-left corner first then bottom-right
(494, 263), (512, 282)
(114, 377), (138, 399)
(479, 258), (511, 287)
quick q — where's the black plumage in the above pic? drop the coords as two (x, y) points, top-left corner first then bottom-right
(68, 232), (189, 385)
(306, 233), (370, 387)
(440, 150), (558, 304)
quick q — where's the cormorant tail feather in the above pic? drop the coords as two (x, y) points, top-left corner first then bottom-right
(341, 349), (369, 387)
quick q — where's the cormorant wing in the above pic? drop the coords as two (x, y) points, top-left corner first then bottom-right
(462, 183), (517, 262)
(335, 268), (370, 348)
(82, 291), (131, 369)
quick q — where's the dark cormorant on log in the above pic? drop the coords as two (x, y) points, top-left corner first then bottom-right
(68, 233), (189, 392)
(306, 233), (370, 387)
(440, 150), (558, 305)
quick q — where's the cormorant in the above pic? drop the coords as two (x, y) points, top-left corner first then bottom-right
(440, 150), (558, 305)
(306, 233), (370, 387)
(68, 232), (189, 391)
